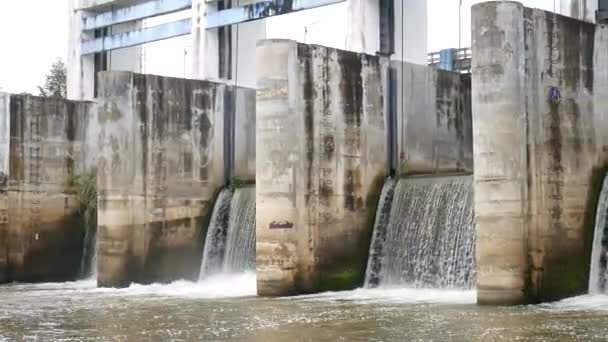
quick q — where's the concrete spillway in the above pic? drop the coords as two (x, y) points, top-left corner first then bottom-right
(589, 175), (608, 294)
(199, 186), (256, 280)
(365, 176), (475, 289)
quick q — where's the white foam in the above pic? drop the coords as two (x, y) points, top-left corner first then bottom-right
(287, 287), (477, 305)
(542, 294), (608, 312)
(2, 273), (257, 300)
(4, 279), (96, 291)
(90, 272), (257, 299)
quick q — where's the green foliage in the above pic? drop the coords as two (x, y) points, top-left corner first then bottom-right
(229, 177), (244, 191)
(38, 58), (67, 99)
(74, 171), (97, 238)
(74, 170), (97, 277)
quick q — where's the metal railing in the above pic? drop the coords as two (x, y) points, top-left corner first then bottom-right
(428, 47), (471, 74)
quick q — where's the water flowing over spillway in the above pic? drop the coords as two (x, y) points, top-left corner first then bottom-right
(364, 176), (476, 289)
(365, 178), (398, 287)
(589, 175), (608, 294)
(79, 228), (97, 279)
(223, 186), (256, 273)
(199, 189), (233, 279)
(199, 186), (256, 279)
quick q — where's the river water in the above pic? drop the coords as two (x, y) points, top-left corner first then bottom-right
(2, 274), (608, 341)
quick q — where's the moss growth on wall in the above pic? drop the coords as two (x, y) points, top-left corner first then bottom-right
(228, 177), (255, 191)
(318, 268), (361, 292)
(540, 255), (591, 302)
(399, 160), (472, 177)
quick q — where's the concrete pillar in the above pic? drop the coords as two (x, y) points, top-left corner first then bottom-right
(472, 2), (528, 305)
(192, 0), (266, 87)
(191, 0), (218, 81)
(346, 0), (379, 54)
(393, 0), (428, 65)
(96, 72), (147, 286)
(0, 93), (8, 284)
(346, 0), (428, 65)
(67, 0), (95, 100)
(594, 22), (608, 162)
(230, 20), (267, 88)
(473, 1), (607, 304)
(561, 0), (597, 23)
(67, 0), (143, 101)
(256, 40), (387, 296)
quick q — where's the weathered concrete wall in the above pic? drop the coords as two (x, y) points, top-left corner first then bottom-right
(0, 94), (94, 283)
(392, 61), (473, 175)
(96, 72), (255, 287)
(256, 40), (387, 296)
(233, 87), (256, 181)
(0, 93), (8, 283)
(473, 1), (608, 304)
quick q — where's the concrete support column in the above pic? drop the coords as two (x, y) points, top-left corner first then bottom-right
(346, 0), (428, 65)
(191, 0), (218, 81)
(594, 25), (608, 161)
(346, 0), (379, 54)
(0, 93), (8, 284)
(561, 0), (597, 23)
(393, 0), (428, 65)
(255, 40), (300, 295)
(472, 2), (528, 305)
(67, 0), (95, 100)
(192, 0), (266, 86)
(230, 19), (267, 88)
(67, 0), (143, 101)
(256, 40), (387, 296)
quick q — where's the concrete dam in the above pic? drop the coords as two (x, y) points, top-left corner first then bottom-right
(2, 1), (608, 309)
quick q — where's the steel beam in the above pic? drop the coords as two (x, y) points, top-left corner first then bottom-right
(203, 0), (346, 29)
(81, 18), (192, 55)
(78, 0), (150, 11)
(83, 0), (192, 31)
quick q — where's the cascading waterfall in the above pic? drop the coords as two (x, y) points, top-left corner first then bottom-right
(79, 230), (97, 279)
(223, 186), (256, 273)
(364, 175), (476, 289)
(365, 178), (397, 287)
(588, 175), (608, 294)
(199, 189), (233, 279)
(77, 171), (98, 280)
(199, 186), (256, 280)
